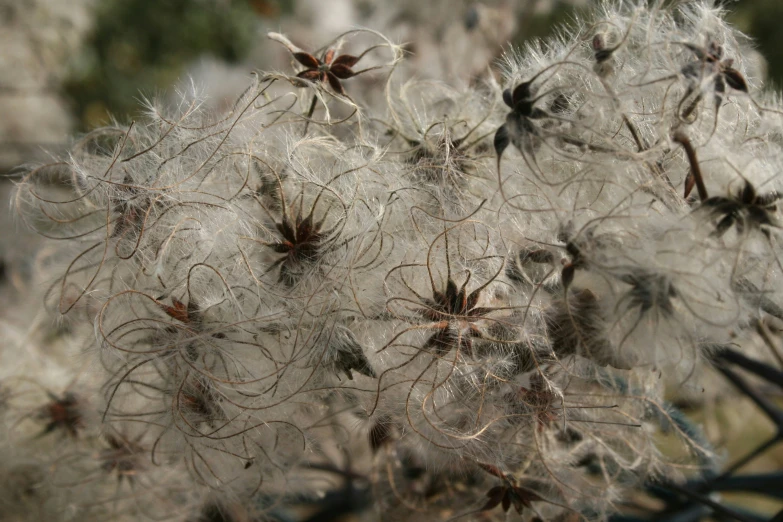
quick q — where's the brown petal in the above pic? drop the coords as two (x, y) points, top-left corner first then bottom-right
(187, 300), (200, 322)
(494, 124), (510, 164)
(481, 486), (506, 511)
(332, 54), (360, 68)
(476, 462), (505, 479)
(159, 299), (189, 323)
(326, 72), (346, 95)
(330, 64), (356, 79)
(271, 243), (291, 254)
(468, 307), (493, 317)
(512, 81), (533, 109)
(297, 69), (322, 82)
(323, 48), (335, 65)
(502, 88), (513, 108)
(277, 215), (296, 241)
(293, 52), (320, 69)
(445, 279), (459, 306)
(512, 486), (542, 509)
(723, 68), (748, 92)
(465, 289), (480, 313)
(501, 491), (511, 512)
(424, 329), (456, 355)
(562, 264), (576, 289)
(297, 213), (315, 239)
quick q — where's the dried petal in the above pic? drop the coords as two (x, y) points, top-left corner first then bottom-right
(723, 68), (748, 92)
(424, 328), (457, 354)
(465, 289), (480, 313)
(159, 298), (189, 323)
(511, 81), (533, 109)
(41, 393), (83, 437)
(501, 491), (512, 512)
(326, 72), (346, 95)
(332, 328), (376, 379)
(502, 89), (513, 108)
(330, 64), (356, 79)
(511, 486), (542, 513)
(277, 215), (296, 242)
(332, 54), (360, 68)
(445, 278), (459, 307)
(562, 264), (576, 289)
(296, 69), (323, 82)
(494, 124), (510, 164)
(481, 486), (506, 511)
(298, 213), (315, 238)
(293, 52), (320, 69)
(476, 462), (505, 479)
(741, 181), (757, 203)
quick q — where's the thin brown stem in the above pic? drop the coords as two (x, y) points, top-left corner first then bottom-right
(303, 94), (318, 136)
(673, 130), (709, 201)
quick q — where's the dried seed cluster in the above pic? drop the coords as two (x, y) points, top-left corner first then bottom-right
(7, 3), (783, 521)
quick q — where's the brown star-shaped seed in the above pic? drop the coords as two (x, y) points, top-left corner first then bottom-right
(292, 49), (360, 95)
(269, 32), (362, 95)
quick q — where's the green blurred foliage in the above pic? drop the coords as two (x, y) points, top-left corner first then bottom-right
(512, 2), (588, 44)
(724, 0), (783, 89)
(64, 0), (282, 130)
